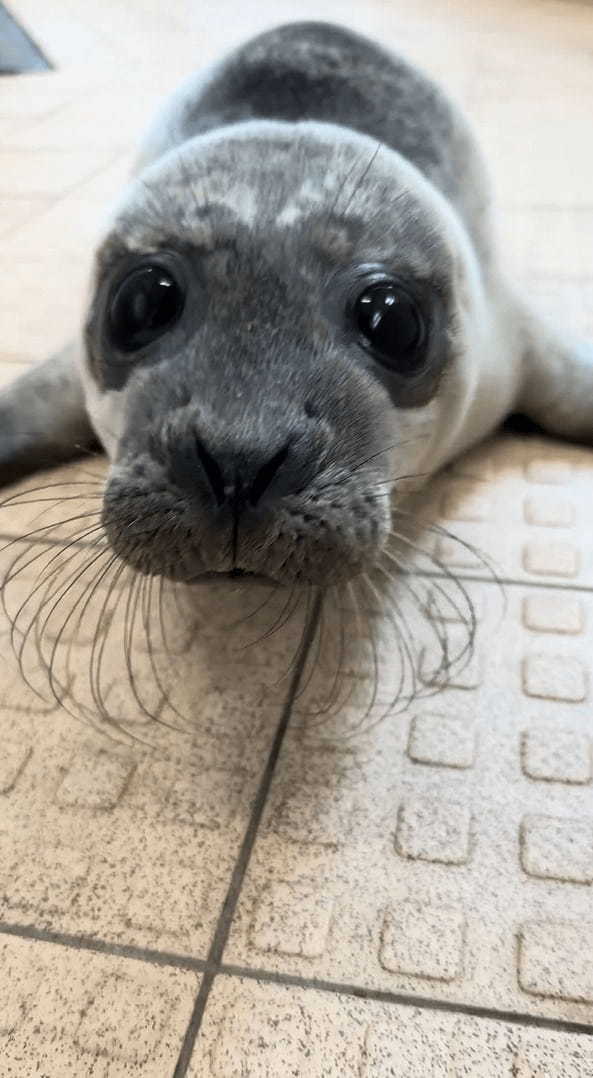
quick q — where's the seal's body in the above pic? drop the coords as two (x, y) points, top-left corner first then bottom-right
(1, 23), (592, 585)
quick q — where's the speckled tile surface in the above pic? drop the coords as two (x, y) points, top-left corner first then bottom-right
(223, 575), (593, 1021)
(2, 0), (593, 1074)
(189, 975), (593, 1077)
(0, 933), (199, 1076)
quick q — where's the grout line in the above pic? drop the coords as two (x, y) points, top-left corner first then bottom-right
(219, 963), (593, 1038)
(0, 920), (207, 971)
(171, 591), (323, 1078)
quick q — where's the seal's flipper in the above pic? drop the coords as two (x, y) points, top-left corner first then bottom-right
(0, 344), (97, 487)
(515, 302), (593, 443)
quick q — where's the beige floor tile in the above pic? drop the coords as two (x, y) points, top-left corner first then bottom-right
(223, 574), (593, 1024)
(0, 523), (311, 957)
(189, 974), (593, 1076)
(0, 261), (85, 364)
(0, 198), (55, 239)
(0, 71), (75, 122)
(0, 933), (198, 1076)
(409, 434), (593, 587)
(0, 149), (118, 199)
(1, 86), (162, 152)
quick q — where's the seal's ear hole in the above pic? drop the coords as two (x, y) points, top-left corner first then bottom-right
(304, 400), (318, 419)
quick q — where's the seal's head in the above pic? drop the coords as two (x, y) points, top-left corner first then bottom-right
(82, 121), (479, 586)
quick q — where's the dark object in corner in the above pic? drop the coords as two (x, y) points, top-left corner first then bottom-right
(0, 3), (51, 74)
(503, 412), (547, 436)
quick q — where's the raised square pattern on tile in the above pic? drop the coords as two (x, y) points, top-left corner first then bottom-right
(395, 794), (472, 865)
(4, 843), (91, 916)
(55, 745), (135, 809)
(520, 815), (593, 884)
(525, 458), (573, 484)
(420, 623), (482, 690)
(249, 880), (334, 959)
(440, 481), (491, 522)
(205, 989), (324, 1078)
(523, 493), (574, 527)
(75, 973), (175, 1066)
(522, 654), (587, 702)
(522, 541), (579, 578)
(521, 727), (592, 785)
(433, 534), (485, 569)
(522, 594), (584, 635)
(407, 712), (476, 769)
(379, 901), (466, 981)
(363, 1014), (516, 1078)
(124, 859), (209, 940)
(519, 920), (593, 1002)
(515, 1036), (593, 1077)
(425, 586), (485, 624)
(270, 785), (356, 849)
(159, 764), (247, 830)
(0, 933), (197, 1074)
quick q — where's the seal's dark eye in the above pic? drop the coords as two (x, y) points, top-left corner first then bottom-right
(354, 282), (425, 374)
(109, 265), (185, 353)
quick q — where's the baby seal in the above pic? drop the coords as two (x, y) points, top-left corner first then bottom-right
(1, 21), (592, 587)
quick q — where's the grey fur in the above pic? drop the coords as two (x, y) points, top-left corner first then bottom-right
(1, 21), (593, 586)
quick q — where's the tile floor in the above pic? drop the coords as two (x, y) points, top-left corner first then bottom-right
(1, 0), (593, 1074)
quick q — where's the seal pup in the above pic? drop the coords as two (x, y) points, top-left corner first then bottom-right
(1, 21), (591, 588)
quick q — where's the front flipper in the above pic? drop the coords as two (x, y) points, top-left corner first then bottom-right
(517, 300), (593, 443)
(0, 343), (98, 487)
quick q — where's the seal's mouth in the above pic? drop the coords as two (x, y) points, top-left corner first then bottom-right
(188, 569), (276, 586)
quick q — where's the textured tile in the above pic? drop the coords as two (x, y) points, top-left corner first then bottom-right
(522, 654), (587, 702)
(522, 594), (584, 635)
(523, 493), (574, 528)
(514, 1033), (593, 1077)
(521, 727), (592, 785)
(441, 480), (492, 522)
(190, 975), (593, 1077)
(522, 540), (580, 579)
(225, 584), (593, 1023)
(249, 880), (335, 958)
(0, 148), (113, 198)
(525, 458), (573, 485)
(519, 921), (593, 1003)
(0, 529), (308, 957)
(379, 900), (466, 981)
(0, 933), (197, 1075)
(395, 794), (472, 865)
(407, 711), (476, 769)
(520, 815), (593, 884)
(412, 436), (593, 587)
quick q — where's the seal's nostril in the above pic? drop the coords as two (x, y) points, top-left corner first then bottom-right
(194, 436), (226, 505)
(249, 443), (290, 506)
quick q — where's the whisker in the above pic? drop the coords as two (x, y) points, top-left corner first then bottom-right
(139, 572), (187, 729)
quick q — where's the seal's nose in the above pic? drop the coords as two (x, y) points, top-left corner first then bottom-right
(193, 434), (291, 508)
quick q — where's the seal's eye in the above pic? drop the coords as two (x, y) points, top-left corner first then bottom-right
(109, 264), (185, 353)
(354, 282), (425, 374)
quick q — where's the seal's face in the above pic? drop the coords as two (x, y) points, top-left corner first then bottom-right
(83, 123), (468, 585)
